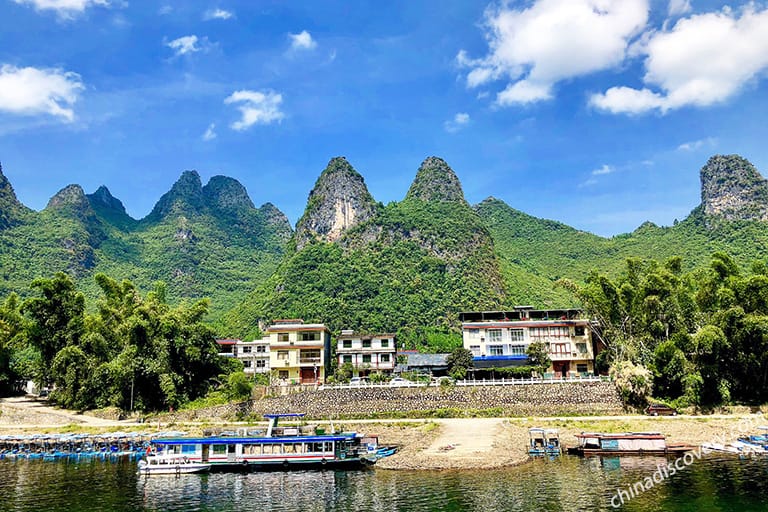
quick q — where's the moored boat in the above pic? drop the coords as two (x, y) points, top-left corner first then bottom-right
(567, 432), (697, 456)
(137, 454), (212, 475)
(528, 428), (562, 456)
(148, 413), (378, 472)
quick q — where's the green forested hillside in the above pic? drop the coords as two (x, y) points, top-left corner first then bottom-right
(0, 169), (291, 320)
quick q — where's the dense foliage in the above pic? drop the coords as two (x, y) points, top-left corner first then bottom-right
(0, 272), (231, 411)
(563, 252), (768, 407)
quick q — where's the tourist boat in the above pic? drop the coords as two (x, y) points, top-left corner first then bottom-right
(147, 413), (378, 472)
(566, 432), (697, 456)
(137, 454), (212, 475)
(528, 428), (562, 456)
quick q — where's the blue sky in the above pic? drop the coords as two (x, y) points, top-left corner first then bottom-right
(1, 0), (767, 237)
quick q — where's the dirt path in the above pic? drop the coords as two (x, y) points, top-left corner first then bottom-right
(0, 396), (125, 428)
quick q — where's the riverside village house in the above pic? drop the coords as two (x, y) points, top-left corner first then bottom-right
(217, 320), (331, 384)
(335, 330), (397, 378)
(460, 307), (599, 378)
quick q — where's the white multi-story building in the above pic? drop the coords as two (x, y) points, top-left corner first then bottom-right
(336, 330), (397, 376)
(216, 338), (270, 375)
(460, 308), (597, 378)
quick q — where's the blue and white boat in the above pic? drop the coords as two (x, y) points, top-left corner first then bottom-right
(147, 413), (378, 472)
(528, 428), (562, 456)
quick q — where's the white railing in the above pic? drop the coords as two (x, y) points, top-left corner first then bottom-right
(317, 375), (607, 390)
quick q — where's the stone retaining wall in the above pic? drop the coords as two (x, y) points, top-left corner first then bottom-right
(167, 381), (624, 421)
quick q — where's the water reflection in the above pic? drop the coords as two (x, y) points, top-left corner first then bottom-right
(2, 454), (768, 511)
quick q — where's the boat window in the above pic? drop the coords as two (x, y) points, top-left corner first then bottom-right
(243, 444), (258, 455)
(324, 442), (333, 452)
(181, 444), (197, 454)
(212, 445), (227, 455)
(284, 444), (297, 453)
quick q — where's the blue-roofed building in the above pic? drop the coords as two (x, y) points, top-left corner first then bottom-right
(460, 307), (598, 378)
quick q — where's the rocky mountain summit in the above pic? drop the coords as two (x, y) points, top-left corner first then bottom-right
(146, 171), (206, 222)
(294, 157), (378, 250)
(203, 176), (256, 212)
(0, 162), (30, 229)
(701, 155), (768, 223)
(405, 156), (467, 204)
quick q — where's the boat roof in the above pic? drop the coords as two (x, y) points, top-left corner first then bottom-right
(575, 432), (664, 439)
(152, 435), (352, 445)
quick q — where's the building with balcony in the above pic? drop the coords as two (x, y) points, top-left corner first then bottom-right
(215, 338), (270, 374)
(265, 319), (331, 384)
(336, 330), (397, 377)
(460, 307), (597, 378)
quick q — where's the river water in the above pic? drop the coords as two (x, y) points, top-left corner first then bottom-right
(1, 454), (767, 511)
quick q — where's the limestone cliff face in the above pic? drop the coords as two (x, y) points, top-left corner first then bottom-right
(259, 202), (293, 243)
(701, 155), (768, 223)
(294, 157), (377, 249)
(46, 184), (92, 215)
(405, 156), (467, 204)
(0, 162), (30, 229)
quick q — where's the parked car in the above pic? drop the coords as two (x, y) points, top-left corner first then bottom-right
(349, 377), (369, 386)
(389, 377), (413, 387)
(646, 403), (677, 416)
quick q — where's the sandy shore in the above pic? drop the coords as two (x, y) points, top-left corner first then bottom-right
(2, 396), (764, 471)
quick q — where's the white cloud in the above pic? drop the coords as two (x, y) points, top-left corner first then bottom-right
(204, 8), (233, 20)
(0, 64), (84, 122)
(457, 0), (649, 106)
(592, 164), (614, 176)
(592, 5), (768, 114)
(677, 137), (717, 152)
(667, 0), (691, 17)
(202, 123), (217, 141)
(13, 0), (108, 17)
(444, 112), (471, 133)
(166, 35), (212, 56)
(289, 30), (317, 51)
(224, 90), (284, 130)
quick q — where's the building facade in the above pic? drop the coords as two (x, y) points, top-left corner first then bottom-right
(460, 308), (597, 378)
(265, 320), (331, 384)
(215, 338), (270, 375)
(336, 330), (397, 377)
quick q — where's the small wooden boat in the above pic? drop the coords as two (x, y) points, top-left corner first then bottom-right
(567, 432), (697, 456)
(528, 428), (562, 456)
(137, 454), (211, 475)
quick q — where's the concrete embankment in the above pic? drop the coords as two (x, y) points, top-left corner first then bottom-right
(167, 381), (626, 422)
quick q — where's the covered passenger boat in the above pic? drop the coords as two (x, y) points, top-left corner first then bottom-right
(567, 432), (696, 456)
(528, 428), (562, 456)
(146, 413), (378, 472)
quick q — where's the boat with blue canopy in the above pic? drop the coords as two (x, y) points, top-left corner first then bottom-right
(146, 413), (378, 472)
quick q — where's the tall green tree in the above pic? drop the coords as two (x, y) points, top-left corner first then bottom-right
(22, 272), (85, 387)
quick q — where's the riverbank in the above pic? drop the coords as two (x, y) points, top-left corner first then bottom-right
(2, 396), (764, 471)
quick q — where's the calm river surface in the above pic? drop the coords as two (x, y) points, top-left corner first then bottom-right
(1, 454), (767, 511)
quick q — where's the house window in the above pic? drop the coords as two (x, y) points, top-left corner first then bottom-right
(256, 345), (266, 353)
(362, 339), (372, 348)
(342, 355), (352, 364)
(380, 354), (390, 363)
(362, 354), (371, 363)
(278, 333), (290, 342)
(576, 343), (588, 353)
(575, 326), (585, 336)
(509, 328), (524, 342)
(300, 332), (320, 341)
(241, 346), (252, 354)
(278, 370), (289, 379)
(577, 364), (589, 373)
(342, 340), (352, 348)
(488, 345), (504, 356)
(277, 350), (289, 360)
(529, 327), (546, 338)
(380, 339), (389, 348)
(256, 360), (266, 368)
(487, 329), (502, 343)
(243, 360), (252, 368)
(468, 328), (479, 335)
(549, 343), (569, 355)
(470, 345), (480, 356)
(510, 344), (526, 356)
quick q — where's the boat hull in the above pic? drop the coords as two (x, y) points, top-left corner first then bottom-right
(206, 457), (375, 473)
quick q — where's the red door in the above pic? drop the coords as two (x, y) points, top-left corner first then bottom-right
(300, 368), (316, 384)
